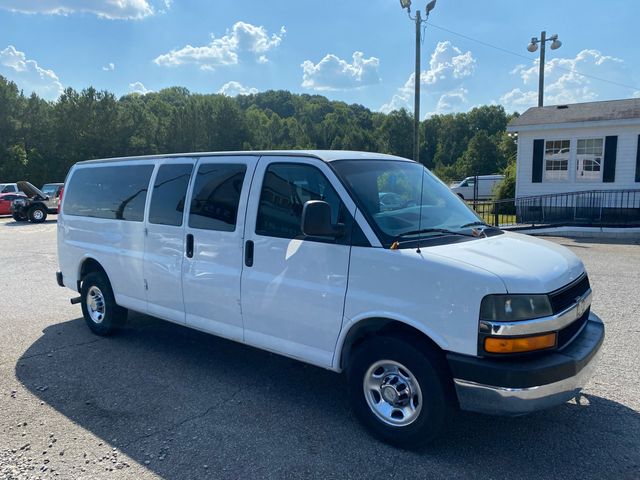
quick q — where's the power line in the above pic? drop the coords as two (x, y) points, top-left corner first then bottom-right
(426, 21), (640, 93)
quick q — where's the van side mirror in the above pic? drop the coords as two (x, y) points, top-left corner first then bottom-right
(301, 200), (345, 238)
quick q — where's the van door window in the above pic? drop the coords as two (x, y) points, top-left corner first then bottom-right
(256, 163), (344, 240)
(188, 164), (246, 231)
(149, 164), (193, 226)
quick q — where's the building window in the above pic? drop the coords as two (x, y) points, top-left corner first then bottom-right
(544, 140), (570, 181)
(576, 138), (603, 181)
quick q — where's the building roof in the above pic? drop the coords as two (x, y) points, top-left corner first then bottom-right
(508, 98), (640, 129)
(77, 150), (413, 165)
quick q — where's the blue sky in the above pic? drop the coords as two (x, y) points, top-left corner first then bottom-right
(1, 0), (639, 116)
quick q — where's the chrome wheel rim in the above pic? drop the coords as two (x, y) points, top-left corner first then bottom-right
(33, 209), (44, 220)
(86, 286), (105, 324)
(363, 360), (423, 427)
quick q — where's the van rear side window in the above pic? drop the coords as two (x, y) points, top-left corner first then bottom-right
(149, 164), (193, 227)
(63, 165), (154, 221)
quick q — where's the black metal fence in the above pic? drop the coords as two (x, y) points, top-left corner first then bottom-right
(470, 189), (640, 228)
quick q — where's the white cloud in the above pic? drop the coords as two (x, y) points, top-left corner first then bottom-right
(434, 87), (468, 114)
(0, 45), (63, 100)
(129, 81), (151, 94)
(381, 41), (476, 115)
(0, 0), (157, 20)
(102, 62), (115, 71)
(301, 51), (381, 91)
(154, 22), (285, 69)
(422, 41), (476, 85)
(218, 81), (258, 96)
(500, 49), (637, 111)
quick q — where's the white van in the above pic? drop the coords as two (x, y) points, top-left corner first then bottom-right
(451, 174), (505, 200)
(56, 151), (603, 447)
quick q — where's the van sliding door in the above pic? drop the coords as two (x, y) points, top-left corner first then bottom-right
(182, 156), (259, 341)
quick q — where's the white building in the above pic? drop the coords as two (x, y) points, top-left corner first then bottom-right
(507, 98), (640, 198)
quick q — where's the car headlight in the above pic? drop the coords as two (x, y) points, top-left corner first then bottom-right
(480, 294), (552, 322)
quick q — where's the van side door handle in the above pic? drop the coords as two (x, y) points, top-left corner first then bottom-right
(245, 240), (254, 267)
(186, 234), (194, 258)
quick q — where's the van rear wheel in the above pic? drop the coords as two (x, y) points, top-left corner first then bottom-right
(80, 272), (127, 336)
(346, 335), (452, 448)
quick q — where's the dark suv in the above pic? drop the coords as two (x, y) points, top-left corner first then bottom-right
(10, 181), (58, 223)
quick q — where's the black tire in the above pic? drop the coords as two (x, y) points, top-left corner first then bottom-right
(80, 271), (127, 336)
(346, 335), (453, 448)
(28, 205), (47, 223)
(12, 213), (27, 222)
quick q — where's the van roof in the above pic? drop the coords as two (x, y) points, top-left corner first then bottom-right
(76, 150), (413, 165)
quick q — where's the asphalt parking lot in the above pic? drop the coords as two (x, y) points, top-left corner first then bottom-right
(0, 216), (639, 479)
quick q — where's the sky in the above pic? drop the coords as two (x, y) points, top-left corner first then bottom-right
(0, 0), (639, 117)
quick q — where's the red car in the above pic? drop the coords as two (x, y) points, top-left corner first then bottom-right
(0, 192), (26, 215)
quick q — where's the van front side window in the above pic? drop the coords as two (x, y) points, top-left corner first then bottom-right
(188, 164), (246, 231)
(256, 163), (343, 239)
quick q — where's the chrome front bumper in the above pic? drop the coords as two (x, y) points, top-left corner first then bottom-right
(450, 312), (604, 416)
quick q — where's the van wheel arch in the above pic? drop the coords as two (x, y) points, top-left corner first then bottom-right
(78, 258), (110, 293)
(340, 318), (446, 370)
(457, 193), (465, 200)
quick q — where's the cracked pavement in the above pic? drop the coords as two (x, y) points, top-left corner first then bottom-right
(0, 217), (639, 479)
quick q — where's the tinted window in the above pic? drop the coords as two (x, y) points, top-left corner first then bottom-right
(256, 163), (343, 239)
(1, 185), (16, 193)
(188, 163), (246, 231)
(64, 165), (153, 221)
(149, 164), (193, 226)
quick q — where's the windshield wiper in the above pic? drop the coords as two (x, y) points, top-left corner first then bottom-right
(396, 228), (475, 239)
(459, 221), (493, 229)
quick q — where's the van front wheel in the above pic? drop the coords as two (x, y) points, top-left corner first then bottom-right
(80, 272), (127, 336)
(346, 336), (452, 448)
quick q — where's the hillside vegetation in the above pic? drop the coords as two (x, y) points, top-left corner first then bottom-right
(0, 75), (518, 193)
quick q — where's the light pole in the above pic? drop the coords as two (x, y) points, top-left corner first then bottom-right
(527, 31), (562, 107)
(399, 0), (436, 164)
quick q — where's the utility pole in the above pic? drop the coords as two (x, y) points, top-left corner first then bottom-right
(414, 9), (421, 163)
(399, 0), (436, 163)
(527, 31), (562, 107)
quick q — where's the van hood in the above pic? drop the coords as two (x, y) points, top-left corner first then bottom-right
(17, 181), (48, 200)
(426, 231), (584, 294)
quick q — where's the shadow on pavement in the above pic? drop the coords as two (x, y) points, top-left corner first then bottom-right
(16, 314), (640, 479)
(4, 218), (57, 227)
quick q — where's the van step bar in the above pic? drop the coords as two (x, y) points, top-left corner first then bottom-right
(70, 296), (82, 305)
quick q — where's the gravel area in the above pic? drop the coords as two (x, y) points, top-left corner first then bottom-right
(0, 217), (638, 479)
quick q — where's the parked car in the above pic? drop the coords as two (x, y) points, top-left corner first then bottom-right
(41, 183), (64, 211)
(451, 174), (505, 200)
(0, 183), (20, 194)
(0, 192), (26, 215)
(57, 151), (603, 447)
(10, 181), (57, 223)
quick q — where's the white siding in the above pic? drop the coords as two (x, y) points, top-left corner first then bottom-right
(515, 123), (640, 198)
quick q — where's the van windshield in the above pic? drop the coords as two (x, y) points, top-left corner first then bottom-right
(332, 160), (487, 245)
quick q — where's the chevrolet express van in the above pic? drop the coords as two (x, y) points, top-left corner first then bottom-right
(56, 151), (604, 447)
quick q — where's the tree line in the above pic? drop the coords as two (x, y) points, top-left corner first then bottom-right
(0, 74), (518, 197)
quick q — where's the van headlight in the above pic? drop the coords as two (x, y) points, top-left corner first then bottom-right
(480, 294), (552, 322)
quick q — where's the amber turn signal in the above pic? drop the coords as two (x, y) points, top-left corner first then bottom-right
(484, 332), (556, 354)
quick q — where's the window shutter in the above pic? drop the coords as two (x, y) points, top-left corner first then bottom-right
(603, 135), (618, 183)
(635, 135), (640, 182)
(532, 139), (544, 183)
